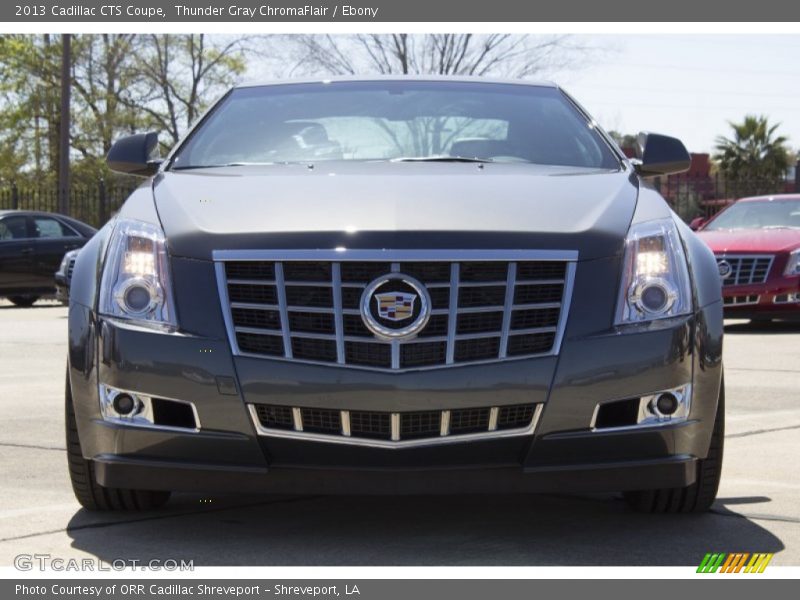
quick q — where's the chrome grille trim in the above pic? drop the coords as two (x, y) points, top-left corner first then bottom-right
(440, 410), (451, 436)
(498, 262), (517, 358)
(716, 254), (774, 286)
(215, 249), (577, 372)
(292, 407), (303, 431)
(274, 263), (293, 359)
(247, 403), (543, 449)
(341, 410), (351, 436)
(488, 407), (499, 431)
(446, 262), (460, 364)
(215, 249), (579, 261)
(331, 262), (345, 364)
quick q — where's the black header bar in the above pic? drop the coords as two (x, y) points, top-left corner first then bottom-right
(3, 0), (799, 23)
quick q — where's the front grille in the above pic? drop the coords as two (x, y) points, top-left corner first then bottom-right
(716, 255), (773, 286)
(251, 402), (541, 445)
(66, 256), (76, 284)
(218, 252), (575, 372)
(723, 294), (760, 306)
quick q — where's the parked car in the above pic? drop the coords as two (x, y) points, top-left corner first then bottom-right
(697, 194), (800, 322)
(66, 77), (724, 513)
(0, 210), (96, 307)
(54, 248), (81, 304)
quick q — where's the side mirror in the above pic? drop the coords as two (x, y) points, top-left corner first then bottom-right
(107, 132), (162, 177)
(634, 132), (691, 177)
(689, 217), (708, 231)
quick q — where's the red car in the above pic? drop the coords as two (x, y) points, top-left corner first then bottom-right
(696, 194), (800, 321)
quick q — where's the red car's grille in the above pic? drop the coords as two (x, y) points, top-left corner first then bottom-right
(716, 255), (773, 286)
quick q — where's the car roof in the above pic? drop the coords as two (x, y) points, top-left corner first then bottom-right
(0, 209), (96, 232)
(235, 75), (559, 90)
(0, 209), (77, 219)
(737, 194), (800, 203)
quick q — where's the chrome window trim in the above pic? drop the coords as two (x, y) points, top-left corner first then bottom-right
(247, 403), (543, 449)
(215, 249), (578, 373)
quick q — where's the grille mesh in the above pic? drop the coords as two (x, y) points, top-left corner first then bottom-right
(254, 402), (539, 442)
(716, 255), (773, 286)
(222, 258), (571, 371)
(255, 404), (294, 430)
(66, 256), (77, 283)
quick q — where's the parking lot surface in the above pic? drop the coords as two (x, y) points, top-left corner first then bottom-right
(0, 300), (798, 566)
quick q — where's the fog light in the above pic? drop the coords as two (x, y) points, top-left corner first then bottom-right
(112, 393), (137, 415)
(654, 392), (679, 416)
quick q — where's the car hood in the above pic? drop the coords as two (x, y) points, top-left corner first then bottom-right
(697, 228), (800, 254)
(153, 162), (638, 261)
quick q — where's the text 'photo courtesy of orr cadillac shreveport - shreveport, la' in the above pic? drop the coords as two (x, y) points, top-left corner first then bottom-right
(63, 77), (724, 513)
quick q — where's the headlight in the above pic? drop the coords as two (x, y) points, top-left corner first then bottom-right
(615, 218), (692, 325)
(99, 219), (177, 330)
(784, 249), (800, 276)
(58, 252), (71, 273)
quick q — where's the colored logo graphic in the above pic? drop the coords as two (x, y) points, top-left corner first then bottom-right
(375, 291), (416, 322)
(360, 273), (431, 340)
(697, 552), (773, 573)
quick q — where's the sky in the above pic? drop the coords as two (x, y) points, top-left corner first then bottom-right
(549, 34), (800, 154)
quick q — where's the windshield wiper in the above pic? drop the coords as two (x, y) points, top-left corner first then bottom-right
(171, 161), (307, 171)
(390, 155), (494, 163)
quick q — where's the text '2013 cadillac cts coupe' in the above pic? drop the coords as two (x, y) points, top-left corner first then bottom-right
(66, 78), (724, 513)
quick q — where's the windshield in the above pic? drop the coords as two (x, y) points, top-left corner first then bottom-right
(704, 199), (800, 231)
(170, 81), (620, 170)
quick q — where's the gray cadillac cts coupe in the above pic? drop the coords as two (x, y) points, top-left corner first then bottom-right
(66, 77), (724, 513)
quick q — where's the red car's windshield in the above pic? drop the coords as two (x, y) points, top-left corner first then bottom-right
(704, 199), (800, 231)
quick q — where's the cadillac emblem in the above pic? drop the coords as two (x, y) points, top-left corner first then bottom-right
(375, 291), (417, 322)
(717, 260), (733, 280)
(361, 273), (431, 340)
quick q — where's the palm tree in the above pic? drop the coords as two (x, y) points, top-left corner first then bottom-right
(713, 115), (789, 197)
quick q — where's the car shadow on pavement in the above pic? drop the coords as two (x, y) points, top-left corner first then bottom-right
(0, 302), (63, 310)
(65, 492), (785, 566)
(724, 320), (800, 335)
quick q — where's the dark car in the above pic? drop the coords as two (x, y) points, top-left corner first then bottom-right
(66, 78), (724, 514)
(0, 210), (95, 306)
(54, 248), (81, 304)
(696, 194), (800, 321)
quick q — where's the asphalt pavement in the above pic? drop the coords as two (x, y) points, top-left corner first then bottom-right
(0, 300), (798, 566)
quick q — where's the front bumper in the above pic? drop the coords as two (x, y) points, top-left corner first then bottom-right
(68, 297), (723, 494)
(721, 276), (800, 320)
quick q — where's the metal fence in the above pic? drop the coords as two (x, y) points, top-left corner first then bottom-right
(0, 181), (139, 228)
(1, 175), (798, 229)
(652, 174), (798, 222)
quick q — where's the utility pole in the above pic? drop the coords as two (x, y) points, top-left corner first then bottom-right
(57, 34), (71, 215)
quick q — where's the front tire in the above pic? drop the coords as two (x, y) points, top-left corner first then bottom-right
(624, 377), (724, 514)
(66, 371), (171, 511)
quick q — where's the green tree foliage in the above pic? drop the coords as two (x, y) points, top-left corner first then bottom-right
(607, 131), (639, 154)
(0, 35), (63, 186)
(0, 34), (247, 187)
(713, 115), (790, 197)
